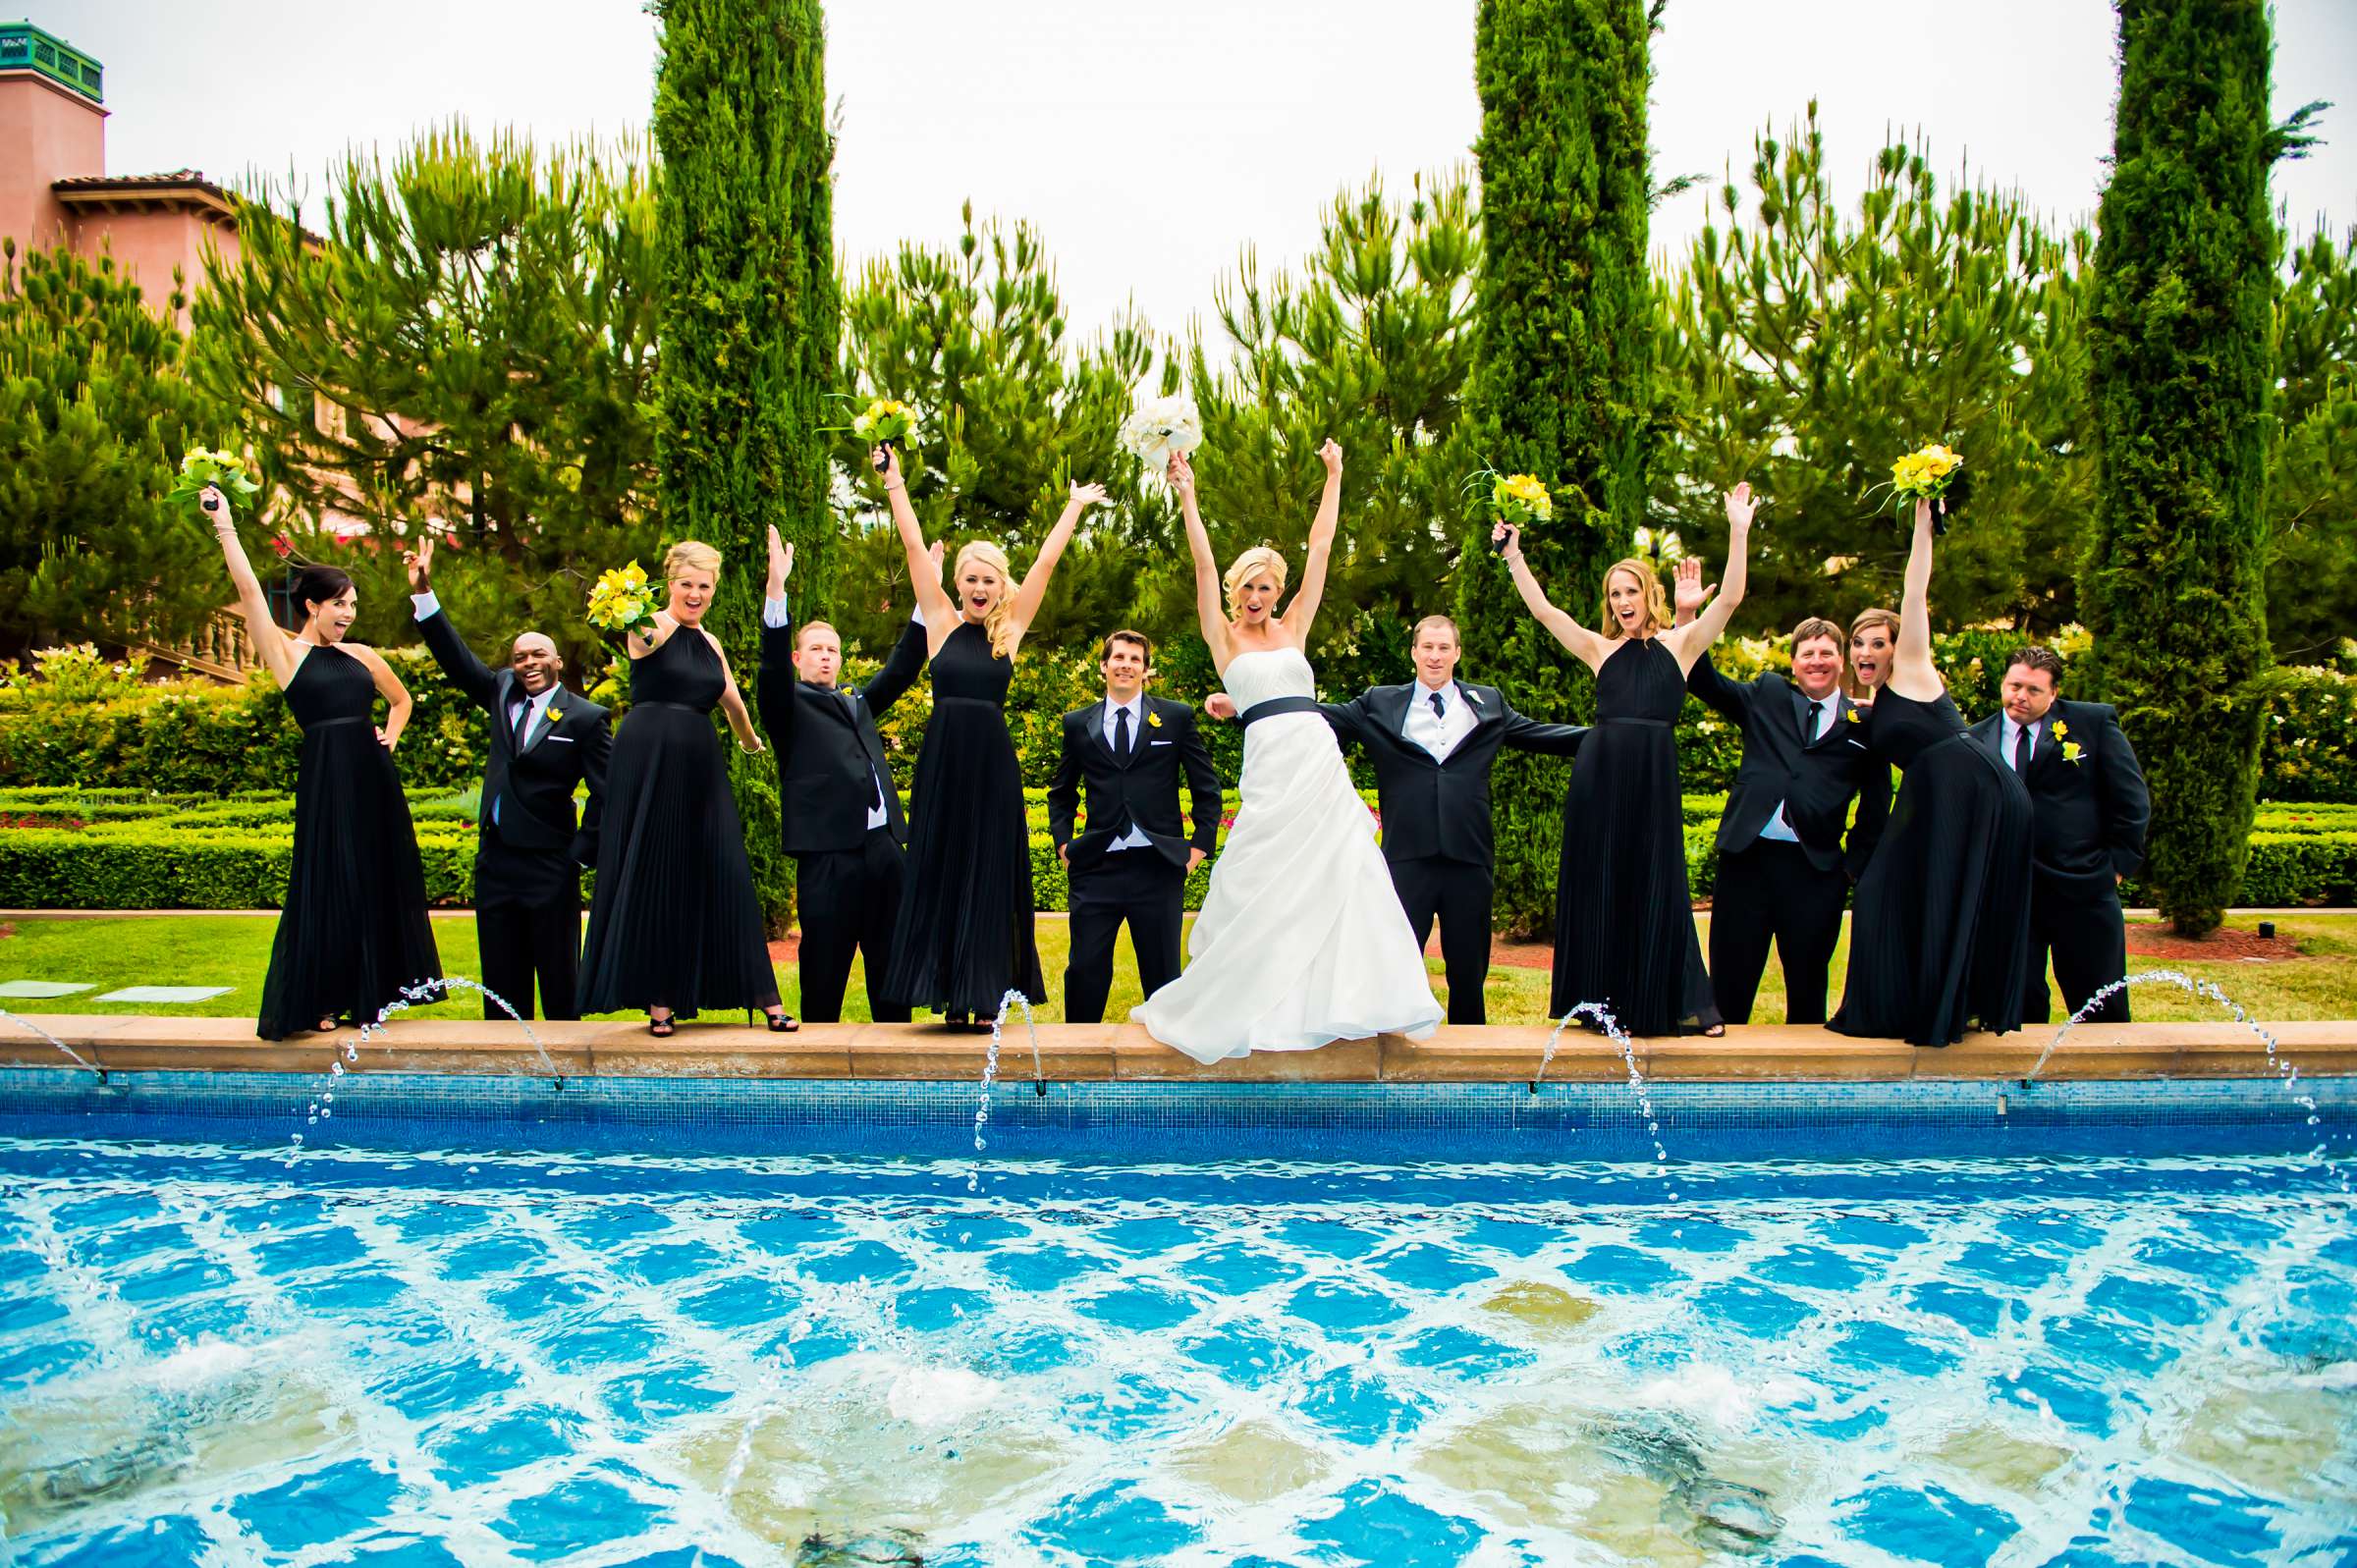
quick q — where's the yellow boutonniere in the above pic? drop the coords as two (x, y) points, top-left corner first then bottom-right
(2062, 740), (2084, 765)
(2050, 719), (2068, 740)
(1844, 708), (1861, 724)
(547, 706), (566, 724)
(1147, 711), (1164, 729)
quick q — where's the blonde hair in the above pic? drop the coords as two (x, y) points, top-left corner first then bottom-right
(1600, 558), (1669, 641)
(1224, 546), (1289, 620)
(664, 539), (722, 582)
(953, 539), (1020, 660)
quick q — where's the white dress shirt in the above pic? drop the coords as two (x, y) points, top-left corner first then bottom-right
(1402, 679), (1478, 763)
(763, 593), (895, 833)
(2001, 714), (2046, 772)
(1101, 694), (1153, 852)
(1758, 691), (1837, 843)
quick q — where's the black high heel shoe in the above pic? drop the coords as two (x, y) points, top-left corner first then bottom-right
(759, 1007), (798, 1033)
(648, 1009), (677, 1038)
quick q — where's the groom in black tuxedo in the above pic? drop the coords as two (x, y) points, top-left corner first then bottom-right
(406, 540), (610, 1020)
(757, 529), (930, 1024)
(1316, 615), (1588, 1025)
(1047, 630), (1222, 1023)
(1969, 645), (2151, 1023)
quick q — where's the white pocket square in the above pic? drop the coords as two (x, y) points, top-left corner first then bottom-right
(545, 735), (575, 744)
(1845, 737), (1867, 748)
(1149, 738), (1172, 746)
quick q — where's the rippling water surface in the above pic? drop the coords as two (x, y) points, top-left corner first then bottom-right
(2, 1140), (2352, 1565)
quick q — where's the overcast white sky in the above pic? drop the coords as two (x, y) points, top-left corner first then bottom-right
(54, 0), (2357, 346)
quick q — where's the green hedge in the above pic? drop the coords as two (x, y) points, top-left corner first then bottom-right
(7, 785), (2350, 915)
(7, 634), (2355, 803)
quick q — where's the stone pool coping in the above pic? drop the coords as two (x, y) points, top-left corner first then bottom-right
(2, 1015), (2350, 1082)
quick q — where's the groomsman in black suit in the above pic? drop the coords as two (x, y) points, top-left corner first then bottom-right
(406, 539), (610, 1020)
(756, 528), (930, 1024)
(1046, 630), (1222, 1023)
(1969, 645), (2151, 1023)
(1674, 567), (1890, 1025)
(1308, 615), (1588, 1025)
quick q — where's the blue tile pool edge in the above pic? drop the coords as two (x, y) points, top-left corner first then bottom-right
(1, 1069), (2351, 1163)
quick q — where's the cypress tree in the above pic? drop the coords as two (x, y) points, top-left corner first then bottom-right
(650, 0), (839, 928)
(1455, 0), (1654, 936)
(2083, 0), (2280, 936)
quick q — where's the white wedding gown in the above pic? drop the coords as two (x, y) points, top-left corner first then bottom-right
(1133, 646), (1443, 1062)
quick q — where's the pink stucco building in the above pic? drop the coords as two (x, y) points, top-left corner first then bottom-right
(0, 22), (242, 325)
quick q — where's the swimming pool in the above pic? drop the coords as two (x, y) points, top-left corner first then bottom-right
(2, 1072), (2352, 1565)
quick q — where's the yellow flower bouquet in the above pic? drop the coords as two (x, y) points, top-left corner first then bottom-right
(1873, 443), (1970, 531)
(1490, 472), (1556, 528)
(585, 562), (657, 637)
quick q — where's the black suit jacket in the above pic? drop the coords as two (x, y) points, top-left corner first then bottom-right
(1320, 681), (1587, 867)
(1687, 654), (1889, 878)
(416, 608), (611, 871)
(1967, 699), (2151, 899)
(1046, 695), (1222, 873)
(756, 609), (928, 854)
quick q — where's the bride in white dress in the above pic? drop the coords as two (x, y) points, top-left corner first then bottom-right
(1132, 440), (1444, 1062)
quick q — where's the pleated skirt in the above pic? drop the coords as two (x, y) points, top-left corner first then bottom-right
(577, 704), (779, 1017)
(1548, 718), (1720, 1036)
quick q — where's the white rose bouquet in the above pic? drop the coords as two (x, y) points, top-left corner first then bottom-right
(1120, 394), (1204, 470)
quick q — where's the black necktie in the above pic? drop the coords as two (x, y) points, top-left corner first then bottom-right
(511, 698), (532, 752)
(1430, 690), (1447, 724)
(848, 693), (883, 810)
(1805, 699), (1823, 742)
(2014, 723), (2033, 774)
(1115, 705), (1132, 762)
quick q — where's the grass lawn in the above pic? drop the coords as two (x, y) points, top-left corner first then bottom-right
(2, 911), (2352, 1030)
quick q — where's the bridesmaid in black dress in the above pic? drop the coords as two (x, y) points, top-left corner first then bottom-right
(203, 487), (442, 1041)
(868, 446), (1104, 1029)
(1831, 499), (2033, 1045)
(1493, 485), (1759, 1037)
(576, 540), (792, 1036)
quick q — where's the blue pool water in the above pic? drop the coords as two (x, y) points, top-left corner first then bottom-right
(0, 1073), (2352, 1565)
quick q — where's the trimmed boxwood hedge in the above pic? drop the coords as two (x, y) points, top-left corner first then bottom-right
(6, 786), (2348, 914)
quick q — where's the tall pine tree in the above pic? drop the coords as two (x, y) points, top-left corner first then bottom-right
(650, 0), (838, 928)
(2083, 0), (2281, 935)
(1454, 0), (1654, 936)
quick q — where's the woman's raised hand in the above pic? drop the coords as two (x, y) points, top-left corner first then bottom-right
(767, 524), (794, 582)
(1318, 438), (1343, 479)
(872, 445), (904, 489)
(1167, 450), (1196, 505)
(1672, 557), (1717, 618)
(1069, 481), (1109, 509)
(1491, 519), (1522, 563)
(1725, 481), (1760, 532)
(200, 485), (232, 525)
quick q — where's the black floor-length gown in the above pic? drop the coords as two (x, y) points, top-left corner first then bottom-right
(880, 619), (1046, 1017)
(255, 645), (443, 1040)
(1551, 637), (1721, 1036)
(1831, 686), (2033, 1045)
(577, 628), (779, 1017)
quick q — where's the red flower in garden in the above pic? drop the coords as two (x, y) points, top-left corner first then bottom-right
(270, 536), (294, 559)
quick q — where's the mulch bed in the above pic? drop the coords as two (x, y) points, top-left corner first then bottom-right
(2125, 923), (2302, 962)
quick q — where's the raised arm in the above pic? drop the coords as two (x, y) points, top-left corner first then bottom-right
(1664, 484), (1756, 676)
(1172, 452), (1231, 664)
(1886, 498), (1943, 700)
(876, 446), (955, 631)
(203, 487), (298, 688)
(345, 643), (412, 751)
(1278, 439), (1344, 644)
(755, 524), (798, 754)
(1492, 521), (1612, 673)
(405, 536), (499, 711)
(1006, 482), (1106, 657)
